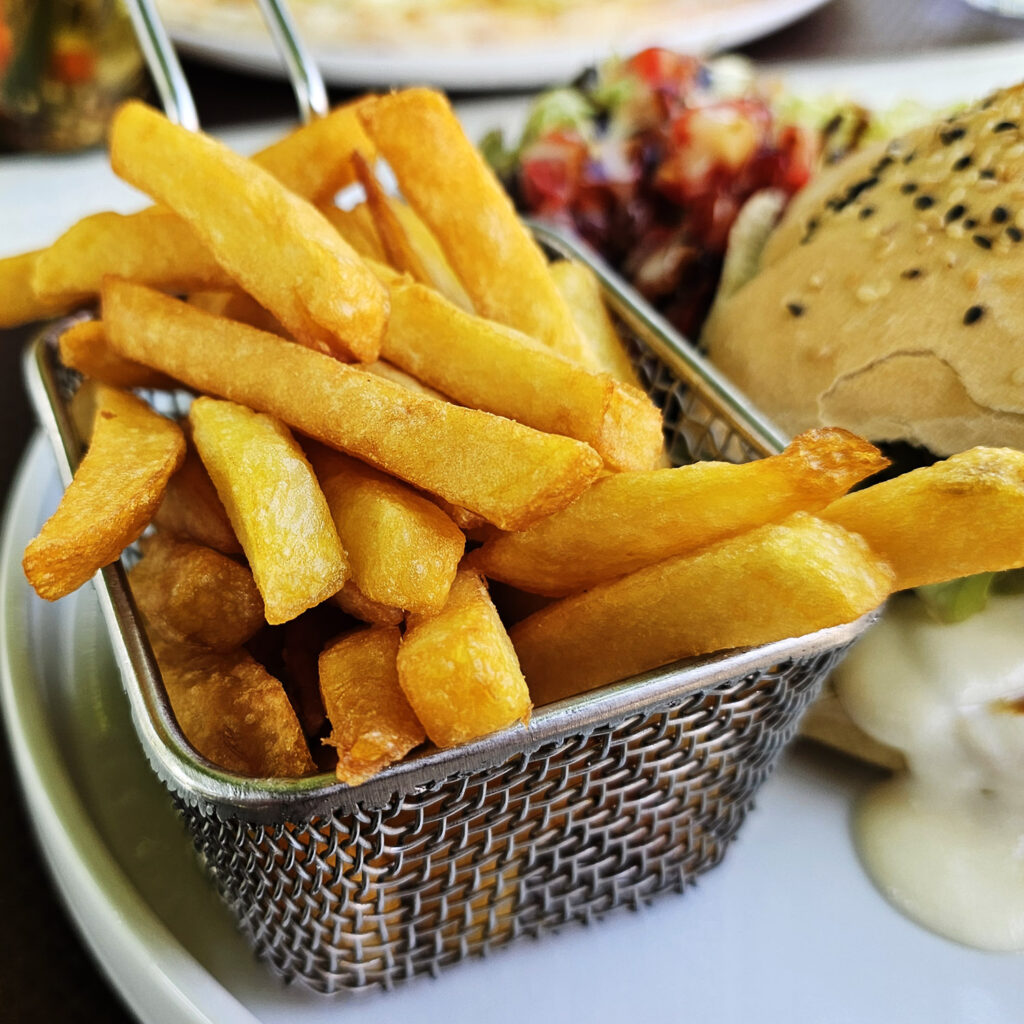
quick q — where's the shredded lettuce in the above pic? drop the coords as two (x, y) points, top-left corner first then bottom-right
(519, 87), (596, 148)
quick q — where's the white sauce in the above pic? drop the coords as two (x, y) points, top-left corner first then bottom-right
(833, 591), (1024, 951)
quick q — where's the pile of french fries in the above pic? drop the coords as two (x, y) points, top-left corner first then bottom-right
(7, 89), (1024, 785)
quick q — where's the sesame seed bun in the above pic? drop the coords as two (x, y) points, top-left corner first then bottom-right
(704, 83), (1024, 457)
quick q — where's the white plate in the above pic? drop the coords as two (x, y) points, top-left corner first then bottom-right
(4, 436), (1024, 1024)
(157, 0), (833, 89)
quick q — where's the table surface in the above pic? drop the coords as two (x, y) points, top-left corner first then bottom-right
(2, 0), (1023, 1019)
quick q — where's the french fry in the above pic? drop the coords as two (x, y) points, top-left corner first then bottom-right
(154, 444), (242, 555)
(189, 396), (349, 625)
(398, 570), (532, 748)
(58, 319), (177, 390)
(129, 532), (265, 652)
(510, 512), (894, 705)
(469, 428), (889, 595)
(33, 208), (233, 304)
(820, 446), (1024, 590)
(358, 358), (447, 399)
(330, 582), (404, 626)
(108, 102), (388, 362)
(320, 201), (387, 263)
(103, 280), (603, 531)
(358, 88), (595, 368)
(23, 386), (185, 601)
(187, 289), (286, 336)
(30, 103), (375, 309)
(0, 250), (78, 327)
(380, 278), (664, 471)
(550, 259), (642, 388)
(307, 442), (464, 615)
(152, 636), (315, 778)
(351, 152), (473, 311)
(319, 625), (426, 785)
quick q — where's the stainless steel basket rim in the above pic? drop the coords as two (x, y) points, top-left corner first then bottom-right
(24, 318), (880, 824)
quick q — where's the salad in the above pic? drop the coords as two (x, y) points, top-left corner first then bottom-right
(485, 48), (922, 339)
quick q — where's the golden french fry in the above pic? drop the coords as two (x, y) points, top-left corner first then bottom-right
(308, 442), (464, 615)
(510, 512), (894, 705)
(30, 103), (375, 308)
(109, 102), (388, 362)
(154, 443), (242, 555)
(320, 201), (387, 263)
(330, 582), (404, 626)
(381, 278), (663, 471)
(59, 319), (177, 390)
(358, 359), (447, 399)
(358, 88), (594, 367)
(550, 259), (642, 388)
(23, 386), (185, 601)
(104, 280), (603, 530)
(129, 532), (265, 651)
(189, 396), (349, 625)
(319, 625), (426, 785)
(33, 208), (233, 304)
(397, 569), (532, 747)
(820, 446), (1024, 589)
(469, 428), (889, 596)
(152, 636), (315, 778)
(187, 289), (286, 336)
(388, 198), (473, 311)
(0, 250), (78, 327)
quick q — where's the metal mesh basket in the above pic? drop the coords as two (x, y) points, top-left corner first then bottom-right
(21, 0), (878, 994)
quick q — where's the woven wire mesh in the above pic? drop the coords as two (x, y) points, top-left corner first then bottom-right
(32, 259), (852, 994)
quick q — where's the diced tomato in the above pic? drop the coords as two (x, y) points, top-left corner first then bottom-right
(626, 48), (701, 98)
(519, 131), (588, 216)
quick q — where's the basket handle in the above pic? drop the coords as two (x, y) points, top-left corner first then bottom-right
(122, 0), (328, 128)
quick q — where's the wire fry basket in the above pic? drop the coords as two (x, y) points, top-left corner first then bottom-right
(22, 0), (879, 994)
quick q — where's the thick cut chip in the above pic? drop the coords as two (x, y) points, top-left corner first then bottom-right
(381, 279), (664, 471)
(358, 88), (593, 367)
(33, 208), (233, 303)
(0, 249), (77, 327)
(104, 281), (602, 530)
(307, 443), (463, 615)
(331, 582), (404, 626)
(397, 570), (532, 747)
(550, 259), (642, 388)
(358, 359), (446, 399)
(319, 625), (425, 785)
(189, 396), (349, 625)
(32, 103), (374, 305)
(59, 319), (177, 390)
(470, 428), (889, 595)
(510, 513), (894, 705)
(154, 444), (242, 555)
(109, 101), (388, 362)
(129, 532), (265, 651)
(320, 202), (387, 263)
(820, 446), (1024, 590)
(23, 386), (185, 601)
(187, 289), (286, 336)
(152, 637), (315, 778)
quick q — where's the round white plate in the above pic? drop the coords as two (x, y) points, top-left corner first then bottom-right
(157, 0), (833, 89)
(3, 434), (1024, 1024)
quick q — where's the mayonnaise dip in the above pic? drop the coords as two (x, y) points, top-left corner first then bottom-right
(833, 591), (1024, 951)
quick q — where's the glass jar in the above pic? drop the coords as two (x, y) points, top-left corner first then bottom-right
(0, 0), (146, 152)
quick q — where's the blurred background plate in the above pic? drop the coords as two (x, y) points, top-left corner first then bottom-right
(156, 0), (834, 89)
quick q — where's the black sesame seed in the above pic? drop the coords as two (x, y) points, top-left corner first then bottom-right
(859, 207), (875, 220)
(964, 217), (978, 229)
(786, 302), (805, 318)
(901, 182), (918, 194)
(964, 305), (985, 325)
(993, 205), (1010, 223)
(901, 268), (923, 279)
(945, 203), (966, 223)
(994, 120), (1018, 133)
(973, 234), (993, 249)
(914, 195), (936, 210)
(980, 169), (997, 180)
(953, 155), (973, 171)
(940, 126), (967, 145)
(1008, 226), (1023, 242)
